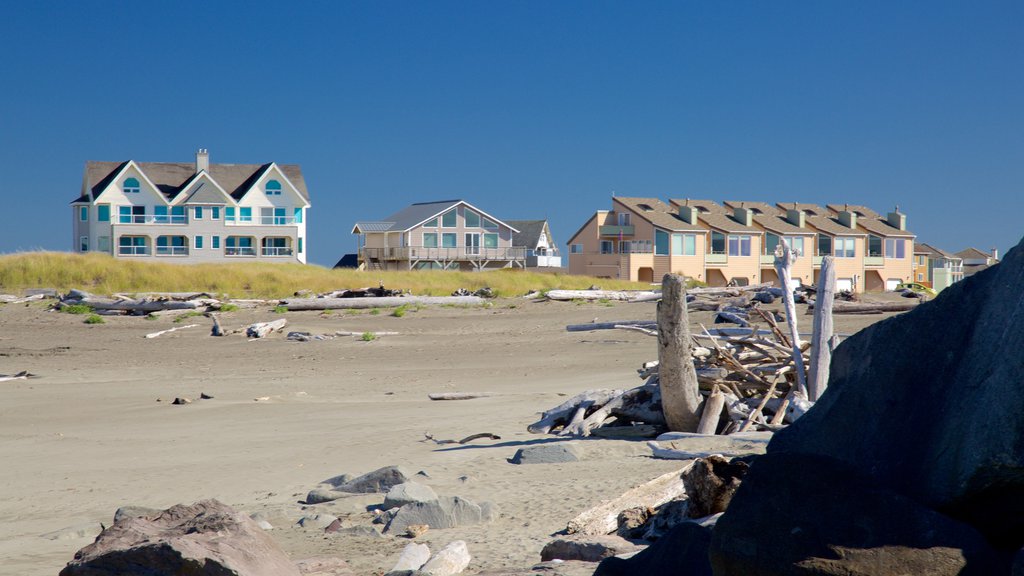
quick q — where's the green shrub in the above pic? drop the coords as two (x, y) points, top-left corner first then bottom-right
(174, 311), (204, 323)
(84, 314), (105, 324)
(360, 331), (376, 342)
(219, 303), (239, 312)
(272, 305), (288, 314)
(369, 308), (380, 315)
(391, 305), (408, 317)
(62, 304), (92, 315)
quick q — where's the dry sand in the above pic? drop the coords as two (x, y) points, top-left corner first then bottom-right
(0, 296), (896, 575)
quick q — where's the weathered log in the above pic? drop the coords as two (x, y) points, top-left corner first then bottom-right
(565, 463), (693, 535)
(774, 243), (808, 397)
(807, 256), (836, 401)
(282, 296), (483, 310)
(696, 386), (726, 435)
(545, 290), (660, 302)
(614, 324), (659, 337)
(144, 324), (200, 339)
(210, 314), (224, 337)
(65, 297), (199, 313)
(686, 282), (773, 296)
(246, 319), (287, 338)
(560, 385), (665, 437)
(427, 392), (491, 401)
(566, 320), (656, 332)
(527, 389), (624, 434)
(0, 371), (35, 382)
(714, 311), (750, 327)
(810, 300), (920, 314)
(658, 274), (702, 432)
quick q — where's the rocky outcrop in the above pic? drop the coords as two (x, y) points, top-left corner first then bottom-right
(60, 499), (299, 576)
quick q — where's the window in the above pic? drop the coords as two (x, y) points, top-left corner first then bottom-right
(711, 231), (726, 254)
(195, 235), (203, 249)
(79, 206), (88, 221)
(817, 234), (832, 257)
(239, 207), (252, 223)
(885, 238), (905, 259)
(483, 233), (498, 248)
(211, 206), (220, 220)
(835, 237), (856, 258)
(483, 218), (498, 230)
(868, 235), (883, 257)
(423, 233), (438, 248)
(154, 206), (169, 223)
(225, 207), (236, 222)
(293, 208), (302, 224)
(442, 233), (457, 248)
(442, 210), (457, 228)
(466, 233), (480, 255)
(600, 240), (614, 254)
(424, 218), (438, 228)
(728, 235), (751, 257)
(765, 233), (780, 255)
(118, 205), (145, 223)
(672, 234), (696, 256)
(261, 237), (290, 256)
(98, 236), (110, 252)
(118, 236), (147, 255)
(570, 244), (583, 254)
(212, 236), (220, 249)
(655, 230), (669, 256)
(194, 206), (203, 220)
(298, 238), (303, 253)
(171, 206), (185, 224)
(917, 273), (924, 281)
(123, 177), (140, 194)
(226, 236), (255, 256)
(618, 213), (631, 226)
(261, 207), (287, 225)
(98, 205), (110, 222)
(265, 180), (282, 196)
(156, 236), (188, 255)
(465, 210), (480, 228)
(783, 237), (805, 256)
(119, 206), (131, 223)
(80, 236), (88, 252)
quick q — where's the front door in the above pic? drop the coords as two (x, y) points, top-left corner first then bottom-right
(466, 233), (480, 255)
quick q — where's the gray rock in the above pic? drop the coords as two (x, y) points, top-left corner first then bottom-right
(510, 443), (581, 465)
(338, 465), (413, 494)
(250, 512), (274, 530)
(59, 499), (300, 576)
(296, 513), (339, 529)
(421, 540), (471, 575)
(306, 487), (346, 504)
(392, 542), (431, 571)
(479, 501), (498, 522)
(595, 522), (712, 576)
(41, 522), (103, 541)
(540, 535), (643, 562)
(385, 496), (488, 534)
(113, 505), (162, 523)
(332, 525), (383, 538)
(384, 482), (439, 509)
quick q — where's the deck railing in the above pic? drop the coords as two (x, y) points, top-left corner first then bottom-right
(361, 246), (528, 262)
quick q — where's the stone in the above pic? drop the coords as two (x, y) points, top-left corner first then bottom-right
(296, 513), (339, 529)
(337, 465), (412, 494)
(406, 524), (430, 538)
(420, 540), (471, 576)
(384, 496), (488, 535)
(41, 522), (103, 541)
(392, 542), (431, 571)
(636, 499), (691, 541)
(510, 443), (581, 465)
(59, 499), (300, 576)
(539, 534), (643, 562)
(250, 512), (274, 530)
(615, 506), (652, 538)
(680, 455), (748, 518)
(332, 525), (383, 538)
(768, 239), (1024, 548)
(113, 505), (162, 523)
(306, 487), (346, 504)
(709, 452), (1005, 576)
(595, 522), (713, 576)
(384, 482), (440, 509)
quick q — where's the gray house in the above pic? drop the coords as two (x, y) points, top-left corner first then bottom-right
(505, 220), (562, 268)
(71, 150), (311, 263)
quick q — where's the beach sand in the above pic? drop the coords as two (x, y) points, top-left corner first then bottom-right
(0, 297), (893, 575)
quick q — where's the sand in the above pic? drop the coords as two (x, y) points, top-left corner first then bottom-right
(0, 296), (893, 575)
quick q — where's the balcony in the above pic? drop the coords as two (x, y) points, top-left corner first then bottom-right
(706, 253), (727, 265)
(599, 225), (635, 237)
(225, 247), (257, 257)
(117, 246), (150, 256)
(760, 255), (775, 265)
(864, 256), (884, 267)
(527, 255), (562, 267)
(155, 246), (189, 256)
(118, 215), (187, 225)
(262, 247), (294, 257)
(362, 246), (527, 262)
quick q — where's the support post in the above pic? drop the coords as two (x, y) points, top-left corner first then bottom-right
(808, 255), (836, 401)
(657, 274), (703, 432)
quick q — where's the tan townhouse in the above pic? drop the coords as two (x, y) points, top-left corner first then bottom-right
(671, 200), (765, 287)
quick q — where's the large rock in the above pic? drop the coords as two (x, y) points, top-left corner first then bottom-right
(391, 542), (431, 571)
(59, 499), (300, 576)
(539, 534), (643, 562)
(510, 443), (581, 464)
(710, 452), (1005, 575)
(384, 482), (439, 509)
(595, 522), (713, 576)
(768, 240), (1024, 547)
(384, 496), (490, 535)
(307, 467), (412, 503)
(420, 540), (471, 576)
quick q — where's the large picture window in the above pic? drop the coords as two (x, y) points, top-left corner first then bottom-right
(442, 233), (457, 248)
(442, 211), (457, 228)
(835, 237), (856, 258)
(885, 238), (905, 259)
(711, 231), (726, 254)
(423, 233), (438, 248)
(465, 210), (480, 228)
(728, 235), (751, 257)
(655, 230), (669, 256)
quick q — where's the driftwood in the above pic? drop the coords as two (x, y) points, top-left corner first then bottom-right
(810, 300), (920, 314)
(565, 463), (693, 535)
(65, 297), (198, 313)
(566, 320), (656, 332)
(696, 386), (726, 435)
(334, 331), (400, 337)
(528, 389), (624, 434)
(658, 274), (702, 432)
(687, 282), (773, 296)
(545, 290), (660, 302)
(0, 294), (47, 304)
(427, 392), (491, 401)
(774, 244), (808, 398)
(422, 432), (501, 444)
(246, 319), (287, 338)
(807, 256), (836, 401)
(282, 296), (483, 310)
(144, 324), (200, 339)
(561, 385), (665, 437)
(0, 371), (36, 382)
(210, 314), (224, 337)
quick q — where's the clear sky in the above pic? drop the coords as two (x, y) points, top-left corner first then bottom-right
(2, 1), (1021, 266)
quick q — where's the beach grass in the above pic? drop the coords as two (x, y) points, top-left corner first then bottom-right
(0, 252), (646, 299)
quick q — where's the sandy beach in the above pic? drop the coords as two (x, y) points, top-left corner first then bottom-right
(0, 296), (894, 575)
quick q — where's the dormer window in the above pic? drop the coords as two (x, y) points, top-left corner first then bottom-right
(637, 204), (653, 212)
(123, 178), (140, 194)
(265, 180), (282, 196)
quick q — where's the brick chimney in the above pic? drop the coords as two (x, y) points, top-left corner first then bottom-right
(196, 149), (209, 173)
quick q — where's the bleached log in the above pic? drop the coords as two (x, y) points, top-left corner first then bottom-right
(0, 294), (46, 304)
(774, 243), (808, 397)
(144, 324), (199, 339)
(565, 463), (693, 535)
(658, 274), (703, 432)
(527, 389), (624, 434)
(427, 392), (492, 401)
(614, 324), (658, 337)
(545, 290), (660, 302)
(560, 385), (665, 437)
(246, 319), (287, 338)
(810, 300), (919, 314)
(0, 371), (35, 382)
(65, 297), (198, 313)
(686, 282), (773, 296)
(808, 256), (836, 401)
(566, 320), (656, 332)
(334, 331), (401, 337)
(695, 386), (725, 435)
(282, 296), (483, 310)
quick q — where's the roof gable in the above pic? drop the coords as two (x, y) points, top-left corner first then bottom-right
(355, 200), (517, 234)
(505, 220), (549, 248)
(232, 163), (310, 207)
(613, 197), (705, 232)
(173, 171), (235, 205)
(92, 160), (171, 204)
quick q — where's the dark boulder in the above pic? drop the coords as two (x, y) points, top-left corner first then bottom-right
(594, 522), (712, 576)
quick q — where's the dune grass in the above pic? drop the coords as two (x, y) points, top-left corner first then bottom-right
(0, 252), (646, 299)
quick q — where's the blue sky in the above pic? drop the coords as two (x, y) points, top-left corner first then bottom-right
(2, 1), (1021, 266)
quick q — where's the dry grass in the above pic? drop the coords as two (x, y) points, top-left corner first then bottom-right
(0, 252), (646, 298)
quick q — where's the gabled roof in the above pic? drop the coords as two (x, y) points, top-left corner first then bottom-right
(956, 247), (994, 260)
(915, 243), (959, 260)
(76, 160), (309, 204)
(775, 202), (828, 217)
(826, 203), (881, 218)
(723, 201), (783, 217)
(699, 212), (761, 234)
(805, 214), (867, 237)
(668, 198), (728, 215)
(753, 214), (816, 235)
(505, 220), (549, 249)
(857, 216), (915, 238)
(352, 200), (518, 234)
(613, 197), (705, 232)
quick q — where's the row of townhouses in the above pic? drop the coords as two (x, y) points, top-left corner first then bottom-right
(72, 150), (994, 292)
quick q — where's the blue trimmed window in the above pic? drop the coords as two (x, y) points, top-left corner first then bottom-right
(123, 178), (140, 194)
(265, 180), (282, 196)
(97, 205), (110, 222)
